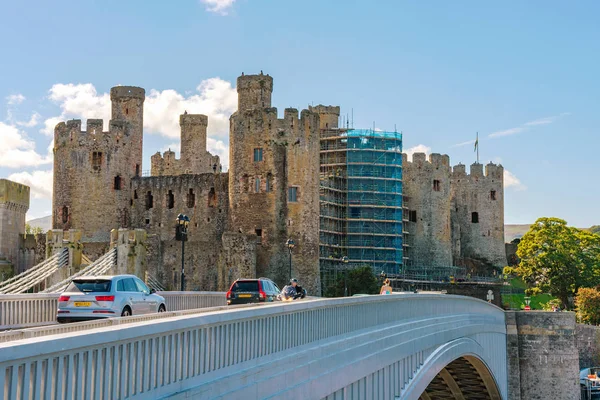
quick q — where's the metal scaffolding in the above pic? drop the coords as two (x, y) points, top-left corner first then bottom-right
(320, 128), (403, 290)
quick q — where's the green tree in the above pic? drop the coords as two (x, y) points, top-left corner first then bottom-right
(25, 224), (43, 236)
(324, 266), (380, 297)
(506, 217), (600, 309)
(576, 287), (600, 325)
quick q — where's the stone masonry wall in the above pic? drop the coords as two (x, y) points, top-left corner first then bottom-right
(131, 173), (229, 290)
(402, 153), (452, 268)
(52, 87), (145, 239)
(451, 162), (506, 271)
(0, 179), (29, 270)
(576, 323), (600, 370)
(228, 73), (321, 294)
(506, 311), (581, 400)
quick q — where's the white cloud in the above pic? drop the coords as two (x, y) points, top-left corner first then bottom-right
(404, 144), (431, 160)
(200, 0), (236, 15)
(16, 112), (41, 128)
(42, 78), (236, 165)
(6, 94), (25, 105)
(488, 127), (525, 138)
(451, 139), (476, 148)
(41, 83), (110, 135)
(504, 170), (526, 191)
(8, 170), (53, 199)
(488, 113), (569, 139)
(0, 122), (52, 168)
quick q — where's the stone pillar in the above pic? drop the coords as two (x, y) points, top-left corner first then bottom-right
(111, 228), (147, 278)
(45, 229), (82, 287)
(218, 232), (256, 291)
(66, 229), (82, 273)
(505, 311), (522, 400)
(506, 311), (581, 400)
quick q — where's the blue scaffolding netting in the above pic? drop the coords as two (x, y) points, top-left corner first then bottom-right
(320, 129), (403, 287)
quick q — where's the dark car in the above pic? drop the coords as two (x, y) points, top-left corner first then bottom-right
(226, 278), (281, 305)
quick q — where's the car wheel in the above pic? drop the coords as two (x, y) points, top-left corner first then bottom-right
(158, 304), (166, 313)
(121, 307), (132, 317)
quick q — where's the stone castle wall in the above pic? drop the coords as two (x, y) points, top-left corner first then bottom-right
(228, 73), (321, 294)
(452, 162), (506, 271)
(506, 311), (581, 400)
(151, 113), (221, 177)
(0, 179), (30, 270)
(131, 173), (229, 290)
(401, 153), (506, 271)
(52, 87), (145, 239)
(402, 153), (453, 267)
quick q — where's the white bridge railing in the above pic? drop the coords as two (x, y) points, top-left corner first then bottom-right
(0, 292), (226, 330)
(0, 294), (506, 400)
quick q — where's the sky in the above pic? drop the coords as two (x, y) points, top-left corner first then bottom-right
(0, 0), (598, 227)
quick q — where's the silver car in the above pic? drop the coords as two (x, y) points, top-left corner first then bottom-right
(56, 275), (166, 323)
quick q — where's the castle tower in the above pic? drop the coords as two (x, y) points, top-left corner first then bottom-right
(309, 105), (340, 130)
(0, 179), (29, 273)
(237, 72), (273, 111)
(229, 72), (321, 294)
(180, 114), (208, 173)
(110, 86), (145, 177)
(402, 153), (453, 269)
(53, 86), (145, 240)
(450, 162), (506, 271)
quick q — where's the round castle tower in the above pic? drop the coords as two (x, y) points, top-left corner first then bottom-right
(52, 86), (145, 238)
(236, 72), (273, 111)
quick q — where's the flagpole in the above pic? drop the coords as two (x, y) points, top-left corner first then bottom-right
(476, 132), (479, 164)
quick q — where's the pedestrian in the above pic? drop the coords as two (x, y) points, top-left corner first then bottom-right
(380, 278), (392, 295)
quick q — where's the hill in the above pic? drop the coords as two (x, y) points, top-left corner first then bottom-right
(26, 215), (52, 232)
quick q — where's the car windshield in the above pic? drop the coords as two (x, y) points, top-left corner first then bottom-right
(66, 279), (112, 293)
(231, 281), (259, 292)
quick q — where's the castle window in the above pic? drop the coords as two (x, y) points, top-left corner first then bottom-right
(288, 187), (298, 202)
(471, 212), (479, 223)
(126, 108), (129, 115)
(167, 190), (174, 209)
(433, 180), (441, 192)
(134, 190), (138, 199)
(61, 206), (69, 224)
(187, 189), (195, 208)
(255, 229), (262, 244)
(253, 148), (263, 162)
(114, 176), (122, 190)
(490, 190), (496, 200)
(208, 187), (217, 207)
(145, 191), (153, 210)
(135, 164), (140, 177)
(145, 218), (150, 225)
(91, 152), (103, 171)
(409, 210), (417, 223)
(255, 178), (261, 193)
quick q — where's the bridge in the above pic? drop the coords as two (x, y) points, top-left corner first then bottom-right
(0, 293), (508, 399)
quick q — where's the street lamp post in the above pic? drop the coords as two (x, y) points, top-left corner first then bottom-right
(341, 256), (349, 297)
(175, 213), (190, 291)
(286, 239), (295, 280)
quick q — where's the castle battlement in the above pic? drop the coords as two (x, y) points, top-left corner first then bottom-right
(402, 152), (450, 168)
(110, 86), (145, 101)
(54, 118), (135, 147)
(452, 162), (503, 180)
(180, 113), (208, 126)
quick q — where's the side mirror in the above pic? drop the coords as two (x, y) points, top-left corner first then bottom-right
(150, 288), (156, 294)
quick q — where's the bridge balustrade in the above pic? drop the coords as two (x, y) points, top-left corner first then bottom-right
(0, 292), (226, 330)
(0, 294), (506, 400)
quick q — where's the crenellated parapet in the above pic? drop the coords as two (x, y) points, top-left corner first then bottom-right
(402, 152), (451, 172)
(452, 162), (504, 182)
(309, 105), (340, 130)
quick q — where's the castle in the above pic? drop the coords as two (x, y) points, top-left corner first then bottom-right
(50, 71), (506, 294)
(402, 153), (506, 275)
(52, 72), (322, 294)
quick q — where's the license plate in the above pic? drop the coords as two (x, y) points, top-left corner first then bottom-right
(238, 294), (251, 298)
(74, 302), (91, 307)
